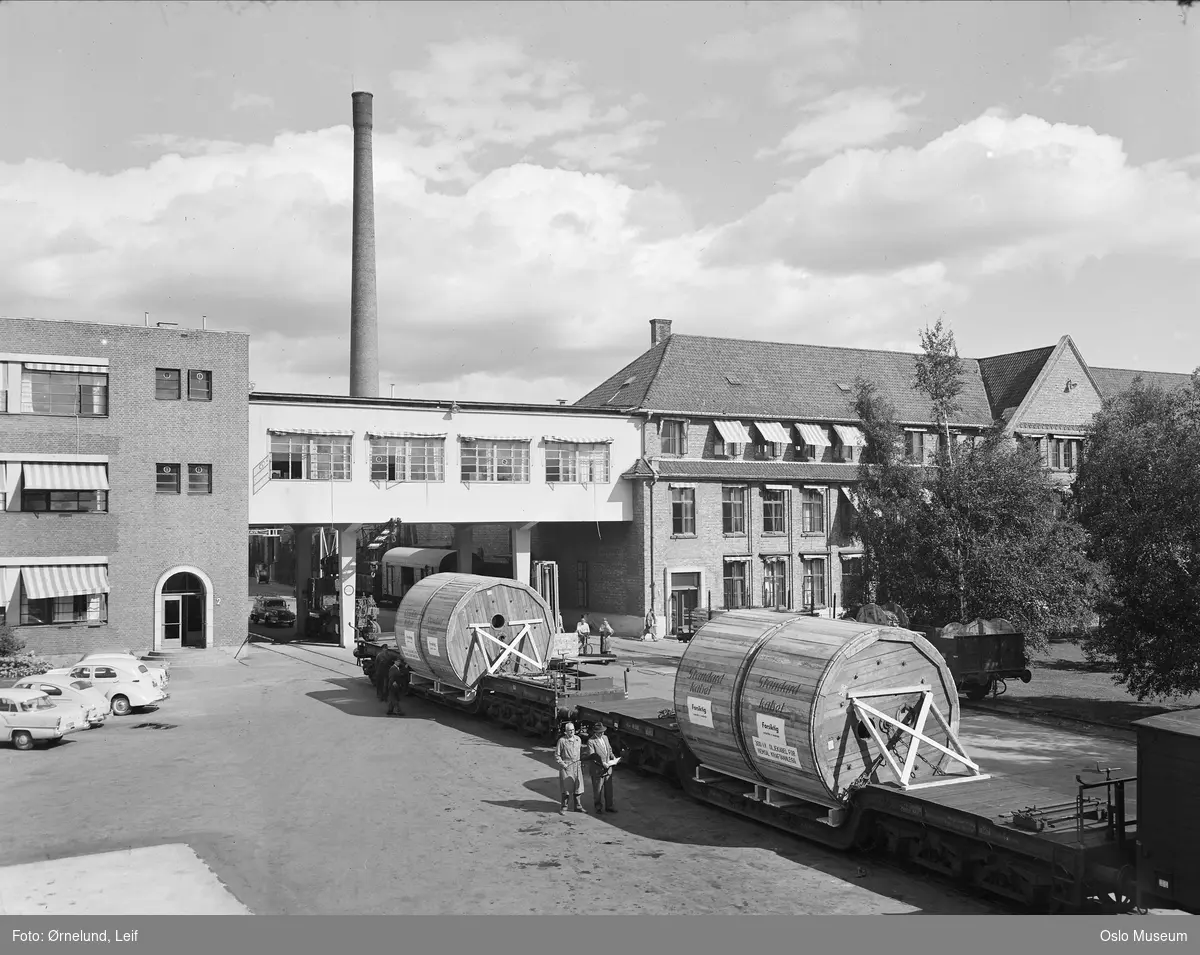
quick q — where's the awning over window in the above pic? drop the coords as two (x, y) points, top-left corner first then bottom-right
(458, 435), (530, 442)
(267, 428), (354, 436)
(713, 420), (752, 443)
(21, 564), (110, 600)
(1, 462), (18, 497)
(23, 362), (107, 373)
(542, 436), (614, 445)
(366, 431), (447, 439)
(754, 421), (791, 444)
(833, 424), (865, 447)
(794, 423), (831, 447)
(841, 486), (861, 510)
(381, 547), (457, 570)
(22, 463), (109, 491)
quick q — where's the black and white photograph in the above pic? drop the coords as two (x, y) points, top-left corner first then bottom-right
(1, 0), (1198, 944)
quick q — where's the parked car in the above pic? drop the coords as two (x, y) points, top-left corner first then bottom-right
(46, 662), (168, 716)
(12, 675), (109, 728)
(0, 688), (87, 750)
(250, 597), (296, 628)
(78, 653), (169, 689)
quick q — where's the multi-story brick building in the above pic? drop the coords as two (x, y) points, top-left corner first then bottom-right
(1, 316), (249, 664)
(572, 321), (1194, 638)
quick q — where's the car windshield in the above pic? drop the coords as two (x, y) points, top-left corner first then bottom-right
(264, 600), (286, 609)
(138, 665), (149, 672)
(19, 697), (55, 711)
(71, 681), (92, 690)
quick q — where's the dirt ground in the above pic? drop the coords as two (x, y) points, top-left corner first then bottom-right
(1, 644), (1001, 916)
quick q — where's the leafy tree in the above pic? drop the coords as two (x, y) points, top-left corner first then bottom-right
(849, 325), (1105, 650)
(0, 625), (24, 657)
(913, 317), (966, 465)
(1073, 372), (1200, 700)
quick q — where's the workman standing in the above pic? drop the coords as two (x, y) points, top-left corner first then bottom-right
(597, 618), (615, 655)
(386, 658), (410, 716)
(576, 615), (592, 656)
(586, 722), (621, 814)
(555, 722), (586, 813)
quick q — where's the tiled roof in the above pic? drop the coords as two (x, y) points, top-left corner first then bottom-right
(575, 334), (995, 427)
(622, 458), (864, 483)
(976, 347), (1054, 420)
(1089, 366), (1195, 397)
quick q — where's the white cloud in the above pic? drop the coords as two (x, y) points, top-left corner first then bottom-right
(758, 88), (924, 163)
(708, 111), (1200, 277)
(390, 37), (655, 178)
(231, 91), (275, 111)
(693, 5), (861, 104)
(1048, 35), (1132, 93)
(0, 125), (960, 400)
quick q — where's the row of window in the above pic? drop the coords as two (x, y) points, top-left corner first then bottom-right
(269, 435), (612, 485)
(154, 369), (213, 402)
(0, 466), (211, 513)
(16, 592), (108, 627)
(1017, 435), (1083, 471)
(718, 555), (836, 611)
(659, 419), (865, 462)
(156, 464), (213, 495)
(671, 486), (831, 537)
(1, 364), (217, 418)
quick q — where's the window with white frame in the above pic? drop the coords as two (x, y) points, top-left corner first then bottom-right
(713, 438), (741, 458)
(23, 368), (108, 417)
(801, 489), (825, 534)
(545, 442), (609, 483)
(1049, 437), (1081, 471)
(661, 420), (687, 455)
(722, 486), (746, 534)
(762, 488), (787, 534)
(763, 556), (788, 609)
(723, 558), (750, 609)
(370, 438), (446, 482)
(460, 440), (530, 483)
(802, 558), (827, 609)
(270, 434), (353, 481)
(671, 487), (695, 535)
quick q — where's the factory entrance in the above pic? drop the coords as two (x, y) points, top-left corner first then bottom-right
(669, 572), (701, 637)
(154, 567), (213, 650)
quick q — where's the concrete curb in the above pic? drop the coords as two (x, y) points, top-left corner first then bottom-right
(965, 698), (1138, 739)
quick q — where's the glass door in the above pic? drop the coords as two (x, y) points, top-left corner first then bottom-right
(162, 595), (183, 649)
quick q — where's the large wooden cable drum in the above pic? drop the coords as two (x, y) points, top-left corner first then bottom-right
(396, 573), (556, 690)
(674, 610), (961, 807)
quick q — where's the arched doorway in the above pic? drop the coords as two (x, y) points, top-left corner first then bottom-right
(154, 566), (214, 650)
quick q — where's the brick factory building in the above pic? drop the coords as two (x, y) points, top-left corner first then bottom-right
(1, 316), (250, 664)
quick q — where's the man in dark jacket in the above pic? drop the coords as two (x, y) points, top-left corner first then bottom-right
(386, 658), (410, 716)
(586, 722), (621, 813)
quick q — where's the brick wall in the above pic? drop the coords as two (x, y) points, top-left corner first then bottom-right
(1, 317), (249, 660)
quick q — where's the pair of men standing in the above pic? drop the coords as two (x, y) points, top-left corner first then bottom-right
(576, 616), (615, 655)
(555, 721), (621, 814)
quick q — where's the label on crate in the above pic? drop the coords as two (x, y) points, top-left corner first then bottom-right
(756, 714), (786, 746)
(752, 736), (802, 769)
(686, 697), (714, 729)
(426, 634), (439, 658)
(402, 629), (416, 654)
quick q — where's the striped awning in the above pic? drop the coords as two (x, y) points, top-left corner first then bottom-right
(458, 435), (531, 442)
(754, 421), (791, 444)
(22, 463), (110, 491)
(21, 564), (110, 600)
(366, 431), (447, 439)
(833, 424), (865, 447)
(23, 362), (107, 373)
(713, 420), (752, 443)
(795, 423), (831, 447)
(267, 429), (354, 436)
(1, 462), (18, 496)
(543, 435), (614, 445)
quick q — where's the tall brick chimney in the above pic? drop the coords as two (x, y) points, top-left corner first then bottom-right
(349, 91), (379, 398)
(650, 319), (672, 346)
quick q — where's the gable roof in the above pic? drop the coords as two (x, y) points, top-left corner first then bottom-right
(575, 334), (996, 427)
(976, 346), (1054, 420)
(1089, 366), (1195, 397)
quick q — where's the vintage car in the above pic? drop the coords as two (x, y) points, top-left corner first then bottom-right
(12, 675), (109, 728)
(1, 688), (87, 750)
(78, 653), (169, 689)
(250, 597), (296, 628)
(46, 662), (168, 716)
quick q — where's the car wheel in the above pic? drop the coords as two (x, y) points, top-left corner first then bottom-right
(12, 731), (34, 751)
(111, 695), (132, 717)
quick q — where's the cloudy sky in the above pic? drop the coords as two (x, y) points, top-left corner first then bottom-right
(1, 1), (1197, 402)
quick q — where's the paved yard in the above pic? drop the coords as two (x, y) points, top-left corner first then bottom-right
(1, 643), (1004, 916)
